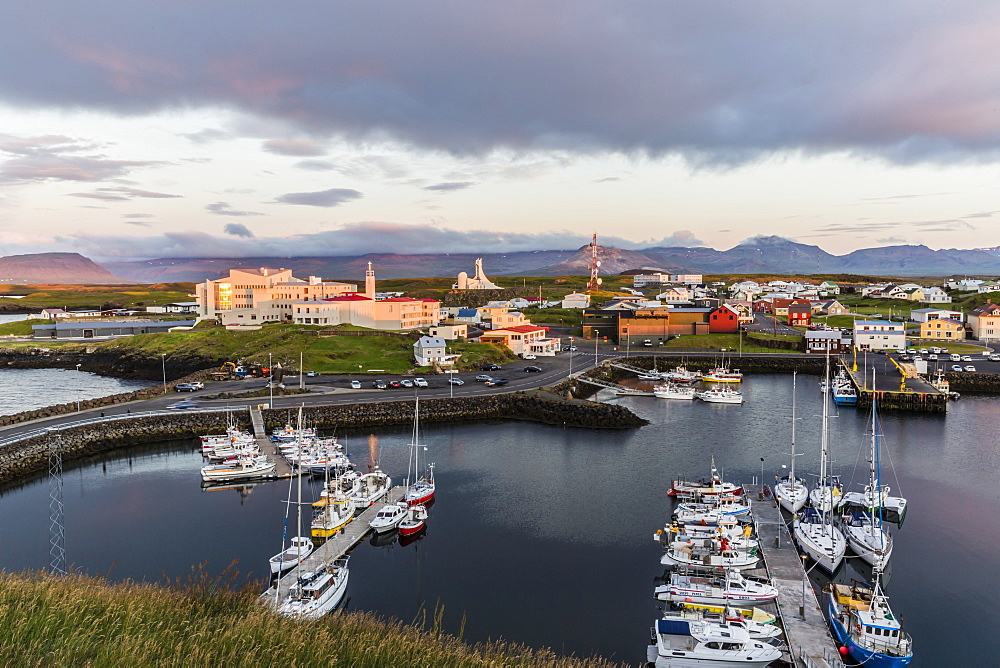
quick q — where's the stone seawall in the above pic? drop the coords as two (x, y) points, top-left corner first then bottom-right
(0, 394), (645, 484)
(941, 372), (1000, 395)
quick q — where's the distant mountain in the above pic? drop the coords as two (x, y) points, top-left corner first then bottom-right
(526, 245), (684, 276)
(0, 252), (130, 284)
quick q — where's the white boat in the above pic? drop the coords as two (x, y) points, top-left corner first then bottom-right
(670, 457), (743, 501)
(794, 357), (847, 574)
(838, 490), (908, 525)
(662, 607), (782, 640)
(274, 557), (350, 620)
(654, 383), (697, 400)
(655, 567), (779, 606)
(647, 615), (782, 667)
(700, 367), (743, 383)
(657, 517), (753, 548)
(369, 502), (407, 534)
(660, 535), (759, 570)
(824, 577), (913, 667)
(398, 503), (428, 536)
(348, 467), (392, 509)
(200, 456), (275, 482)
(676, 602), (776, 626)
(639, 373), (666, 380)
(272, 423), (317, 441)
(808, 474), (842, 512)
(311, 478), (357, 538)
(268, 536), (314, 575)
(775, 372), (808, 513)
(696, 386), (744, 404)
(673, 497), (752, 524)
(404, 397), (436, 506)
(843, 391), (893, 569)
(665, 365), (701, 383)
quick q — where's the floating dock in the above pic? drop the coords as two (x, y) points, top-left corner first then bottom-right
(744, 484), (842, 668)
(249, 405), (295, 478)
(264, 485), (406, 602)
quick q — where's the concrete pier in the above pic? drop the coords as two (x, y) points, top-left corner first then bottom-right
(840, 358), (948, 413)
(249, 405), (294, 478)
(745, 484), (842, 667)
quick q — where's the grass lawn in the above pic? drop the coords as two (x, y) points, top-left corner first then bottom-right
(0, 320), (34, 336)
(664, 332), (802, 353)
(0, 283), (193, 311)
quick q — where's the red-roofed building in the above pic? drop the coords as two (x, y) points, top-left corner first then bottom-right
(291, 293), (440, 330)
(480, 324), (561, 356)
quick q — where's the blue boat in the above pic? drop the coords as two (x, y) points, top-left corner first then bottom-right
(824, 580), (913, 667)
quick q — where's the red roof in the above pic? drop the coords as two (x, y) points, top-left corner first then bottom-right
(496, 325), (546, 333)
(324, 294), (372, 302)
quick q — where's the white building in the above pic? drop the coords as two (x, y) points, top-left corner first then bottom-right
(910, 308), (964, 324)
(453, 258), (501, 290)
(670, 274), (703, 285)
(560, 292), (591, 309)
(196, 266), (356, 321)
(413, 336), (450, 366)
(632, 273), (670, 288)
(919, 287), (952, 304)
(656, 287), (691, 303)
(853, 320), (906, 351)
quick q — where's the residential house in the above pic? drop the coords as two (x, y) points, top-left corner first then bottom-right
(880, 285), (909, 300)
(805, 330), (852, 354)
(723, 300), (754, 324)
(968, 301), (1000, 341)
(853, 320), (906, 351)
(428, 323), (468, 340)
(708, 305), (740, 333)
(919, 287), (952, 304)
(656, 286), (691, 303)
(146, 301), (199, 314)
(753, 299), (774, 313)
(413, 336), (449, 366)
(811, 299), (849, 316)
(787, 303), (812, 328)
(479, 325), (560, 356)
(976, 281), (1000, 294)
(771, 298), (812, 316)
(918, 318), (966, 341)
(861, 284), (889, 297)
(957, 279), (985, 291)
(910, 308), (963, 324)
(818, 281), (841, 295)
(453, 308), (482, 324)
(490, 309), (529, 329)
(901, 287), (925, 302)
(561, 292), (591, 309)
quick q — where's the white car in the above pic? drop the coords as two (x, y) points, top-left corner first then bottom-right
(951, 364), (963, 372)
(350, 380), (362, 389)
(414, 378), (428, 387)
(965, 365), (977, 372)
(928, 354), (938, 360)
(990, 354), (1000, 362)
(961, 355), (972, 362)
(522, 354), (537, 360)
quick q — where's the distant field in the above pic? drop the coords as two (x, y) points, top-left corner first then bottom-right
(0, 283), (194, 311)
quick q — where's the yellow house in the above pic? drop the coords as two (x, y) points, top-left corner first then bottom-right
(918, 318), (965, 340)
(969, 301), (1000, 341)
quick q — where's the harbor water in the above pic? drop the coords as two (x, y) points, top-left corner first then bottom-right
(0, 372), (996, 664)
(0, 368), (154, 416)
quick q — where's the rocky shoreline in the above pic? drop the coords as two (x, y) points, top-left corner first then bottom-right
(0, 346), (219, 380)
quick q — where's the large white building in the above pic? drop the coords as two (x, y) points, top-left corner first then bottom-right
(196, 266), (356, 322)
(853, 320), (906, 351)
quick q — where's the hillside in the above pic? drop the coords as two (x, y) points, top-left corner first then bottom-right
(0, 252), (130, 284)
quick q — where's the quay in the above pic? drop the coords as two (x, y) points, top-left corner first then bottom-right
(745, 484), (841, 668)
(264, 485), (406, 602)
(249, 405), (294, 478)
(839, 357), (949, 413)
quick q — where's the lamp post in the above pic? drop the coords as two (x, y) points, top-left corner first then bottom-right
(75, 364), (82, 412)
(569, 336), (574, 376)
(160, 354), (166, 395)
(594, 329), (600, 369)
(268, 352), (273, 409)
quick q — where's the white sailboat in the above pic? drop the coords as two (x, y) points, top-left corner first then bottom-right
(774, 371), (808, 513)
(268, 409), (314, 575)
(275, 556), (350, 620)
(404, 396), (436, 506)
(793, 357), (846, 574)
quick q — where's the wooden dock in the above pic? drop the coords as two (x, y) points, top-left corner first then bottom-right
(249, 405), (294, 478)
(745, 484), (843, 668)
(263, 485), (406, 602)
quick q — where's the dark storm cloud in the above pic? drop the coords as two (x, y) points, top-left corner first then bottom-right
(205, 201), (263, 216)
(3, 2), (1000, 164)
(223, 222), (255, 238)
(275, 188), (363, 207)
(423, 181), (476, 192)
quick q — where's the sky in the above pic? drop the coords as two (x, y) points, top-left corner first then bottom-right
(1, 1), (999, 261)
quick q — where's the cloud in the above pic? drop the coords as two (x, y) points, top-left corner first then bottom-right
(223, 222), (255, 238)
(422, 181), (476, 192)
(295, 160), (335, 171)
(0, 154), (164, 183)
(123, 213), (154, 218)
(637, 230), (704, 248)
(593, 177), (621, 183)
(877, 236), (906, 244)
(2, 4), (999, 164)
(125, 220), (152, 227)
(205, 201), (263, 216)
(262, 138), (326, 156)
(69, 186), (181, 201)
(275, 188), (363, 207)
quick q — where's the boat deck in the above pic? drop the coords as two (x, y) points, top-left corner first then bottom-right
(744, 484), (841, 667)
(263, 485), (406, 602)
(249, 406), (294, 478)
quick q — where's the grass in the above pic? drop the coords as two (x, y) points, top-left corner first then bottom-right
(0, 319), (34, 336)
(663, 332), (801, 353)
(0, 571), (617, 667)
(520, 307), (583, 328)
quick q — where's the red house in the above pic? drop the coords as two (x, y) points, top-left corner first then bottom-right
(787, 303), (812, 327)
(708, 305), (740, 333)
(753, 299), (773, 313)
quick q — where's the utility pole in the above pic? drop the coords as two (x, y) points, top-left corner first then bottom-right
(269, 352), (274, 409)
(160, 354), (167, 395)
(594, 329), (600, 369)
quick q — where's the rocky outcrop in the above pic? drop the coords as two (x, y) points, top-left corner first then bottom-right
(0, 347), (219, 380)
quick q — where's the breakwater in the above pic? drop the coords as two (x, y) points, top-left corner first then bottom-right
(941, 372), (1000, 395)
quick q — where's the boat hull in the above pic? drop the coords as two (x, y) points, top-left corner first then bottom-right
(826, 592), (913, 667)
(398, 519), (426, 536)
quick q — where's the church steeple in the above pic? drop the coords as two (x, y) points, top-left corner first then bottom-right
(365, 261), (376, 298)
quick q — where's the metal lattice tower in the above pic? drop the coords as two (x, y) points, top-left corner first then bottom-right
(48, 431), (67, 575)
(586, 233), (603, 293)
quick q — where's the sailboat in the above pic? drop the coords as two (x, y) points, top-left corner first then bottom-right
(775, 372), (808, 513)
(269, 421), (314, 575)
(843, 373), (893, 569)
(793, 356), (847, 574)
(809, 358), (842, 513)
(669, 456), (743, 500)
(404, 396), (436, 507)
(824, 577), (913, 666)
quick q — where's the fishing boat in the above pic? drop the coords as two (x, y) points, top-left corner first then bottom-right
(268, 536), (314, 575)
(696, 386), (744, 404)
(775, 372), (808, 513)
(832, 382), (858, 406)
(660, 607), (782, 640)
(646, 615), (782, 667)
(659, 534), (759, 570)
(403, 397), (436, 506)
(654, 567), (778, 606)
(824, 578), (913, 667)
(272, 423), (317, 441)
(669, 457), (743, 500)
(348, 467), (392, 509)
(794, 357), (847, 573)
(700, 367), (743, 383)
(199, 455), (274, 482)
(369, 502), (407, 534)
(665, 365), (701, 383)
(398, 503), (429, 536)
(311, 478), (357, 538)
(653, 383), (697, 400)
(274, 557), (350, 620)
(673, 496), (752, 523)
(676, 602), (776, 626)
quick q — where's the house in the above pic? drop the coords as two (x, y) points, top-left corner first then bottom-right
(853, 320), (906, 351)
(805, 330), (852, 354)
(490, 309), (529, 329)
(753, 299), (773, 313)
(880, 285), (909, 300)
(723, 300), (754, 324)
(146, 301), (199, 314)
(561, 292), (591, 309)
(901, 287), (925, 302)
(918, 287), (951, 304)
(818, 281), (841, 295)
(453, 308), (482, 324)
(413, 336), (450, 366)
(632, 273), (671, 288)
(32, 320), (195, 339)
(968, 301), (1000, 341)
(479, 325), (560, 356)
(27, 308), (67, 320)
(976, 281), (1000, 294)
(861, 284), (889, 297)
(787, 303), (812, 328)
(708, 305), (740, 333)
(771, 298), (812, 316)
(910, 308), (963, 324)
(428, 323), (468, 340)
(656, 287), (691, 303)
(811, 300), (849, 316)
(918, 318), (966, 341)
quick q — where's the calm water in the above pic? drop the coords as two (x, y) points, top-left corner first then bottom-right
(0, 374), (996, 664)
(0, 369), (154, 416)
(0, 314), (29, 324)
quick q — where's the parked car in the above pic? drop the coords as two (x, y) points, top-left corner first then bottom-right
(562, 345), (577, 351)
(400, 379), (414, 388)
(481, 363), (501, 371)
(964, 365), (977, 372)
(475, 374), (493, 382)
(389, 380), (403, 389)
(350, 380), (362, 389)
(167, 400), (199, 410)
(524, 366), (542, 373)
(951, 365), (964, 372)
(950, 354), (962, 362)
(485, 378), (509, 386)
(306, 370), (318, 377)
(928, 354), (938, 360)
(175, 382), (204, 392)
(373, 379), (387, 389)
(919, 348), (929, 354)
(990, 354), (1000, 362)
(448, 378), (465, 385)
(414, 378), (429, 387)
(522, 354), (537, 360)
(961, 355), (972, 362)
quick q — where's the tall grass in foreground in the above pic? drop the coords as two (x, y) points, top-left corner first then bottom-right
(0, 571), (623, 667)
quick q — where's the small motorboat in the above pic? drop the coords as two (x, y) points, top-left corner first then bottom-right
(696, 386), (744, 404)
(646, 614), (781, 667)
(268, 536), (314, 575)
(271, 557), (349, 620)
(348, 468), (392, 509)
(700, 367), (743, 383)
(661, 607), (782, 640)
(369, 502), (407, 534)
(654, 567), (778, 606)
(669, 457), (743, 501)
(653, 383), (697, 400)
(200, 455), (275, 482)
(398, 504), (428, 536)
(659, 535), (760, 571)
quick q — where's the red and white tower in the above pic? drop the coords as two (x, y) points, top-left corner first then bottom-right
(586, 233), (603, 293)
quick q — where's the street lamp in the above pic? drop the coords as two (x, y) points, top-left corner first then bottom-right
(594, 328), (600, 368)
(569, 336), (574, 376)
(160, 354), (167, 395)
(268, 352), (273, 409)
(75, 364), (82, 412)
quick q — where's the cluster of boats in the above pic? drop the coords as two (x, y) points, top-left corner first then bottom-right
(820, 367), (859, 406)
(198, 426), (275, 482)
(649, 459), (784, 667)
(646, 365), (745, 404)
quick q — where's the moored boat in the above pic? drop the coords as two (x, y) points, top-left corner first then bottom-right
(700, 367), (743, 383)
(824, 579), (913, 667)
(404, 397), (436, 507)
(273, 557), (350, 620)
(659, 534), (760, 570)
(268, 536), (314, 575)
(348, 467), (392, 509)
(654, 567), (778, 606)
(369, 502), (407, 534)
(775, 372), (808, 513)
(646, 615), (782, 667)
(696, 386), (744, 404)
(200, 455), (275, 482)
(653, 383), (697, 400)
(669, 457), (743, 500)
(398, 503), (428, 536)
(661, 607), (782, 640)
(311, 484), (356, 538)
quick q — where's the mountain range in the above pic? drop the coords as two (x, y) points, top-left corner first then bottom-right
(4, 238), (1000, 284)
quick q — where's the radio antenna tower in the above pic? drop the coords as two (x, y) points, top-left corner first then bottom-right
(48, 430), (67, 575)
(586, 233), (603, 293)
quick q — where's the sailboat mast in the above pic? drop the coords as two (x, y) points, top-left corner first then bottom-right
(789, 371), (797, 487)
